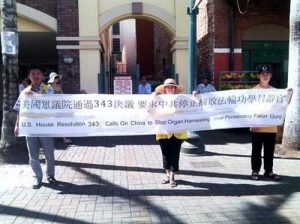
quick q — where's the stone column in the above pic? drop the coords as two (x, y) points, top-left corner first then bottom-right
(172, 0), (190, 91)
(78, 0), (101, 93)
(171, 37), (189, 92)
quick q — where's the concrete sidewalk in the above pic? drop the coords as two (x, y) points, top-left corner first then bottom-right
(0, 130), (300, 224)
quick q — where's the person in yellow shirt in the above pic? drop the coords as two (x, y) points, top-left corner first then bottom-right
(251, 65), (279, 181)
(154, 78), (188, 187)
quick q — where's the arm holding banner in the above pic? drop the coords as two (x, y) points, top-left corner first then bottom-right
(14, 87), (33, 137)
(14, 113), (19, 137)
(287, 88), (293, 104)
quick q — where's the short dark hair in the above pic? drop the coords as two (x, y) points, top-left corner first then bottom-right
(27, 64), (42, 74)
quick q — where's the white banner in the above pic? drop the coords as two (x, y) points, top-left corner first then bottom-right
(18, 89), (291, 137)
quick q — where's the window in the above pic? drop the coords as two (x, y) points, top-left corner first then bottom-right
(112, 38), (120, 53)
(112, 23), (120, 35)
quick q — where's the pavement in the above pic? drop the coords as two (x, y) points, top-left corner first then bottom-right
(0, 129), (300, 224)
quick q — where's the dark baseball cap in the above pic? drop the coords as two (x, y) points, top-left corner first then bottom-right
(258, 65), (272, 74)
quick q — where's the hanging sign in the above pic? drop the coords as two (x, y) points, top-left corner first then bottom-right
(1, 31), (17, 55)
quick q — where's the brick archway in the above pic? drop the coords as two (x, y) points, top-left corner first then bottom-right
(79, 0), (190, 93)
(98, 3), (175, 36)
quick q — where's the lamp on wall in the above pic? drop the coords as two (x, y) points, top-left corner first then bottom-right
(63, 54), (74, 64)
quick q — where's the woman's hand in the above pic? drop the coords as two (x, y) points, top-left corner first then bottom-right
(151, 91), (158, 98)
(147, 92), (159, 114)
(192, 91), (198, 96)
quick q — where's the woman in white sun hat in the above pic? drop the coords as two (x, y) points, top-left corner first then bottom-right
(48, 72), (72, 144)
(154, 78), (188, 187)
(48, 72), (63, 93)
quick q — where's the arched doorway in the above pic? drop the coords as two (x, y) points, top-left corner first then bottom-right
(101, 18), (174, 93)
(78, 1), (189, 93)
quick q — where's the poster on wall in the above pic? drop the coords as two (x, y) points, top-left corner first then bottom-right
(1, 31), (18, 55)
(113, 76), (132, 94)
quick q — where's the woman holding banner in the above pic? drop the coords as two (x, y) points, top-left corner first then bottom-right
(153, 78), (188, 187)
(48, 72), (73, 144)
(250, 65), (293, 181)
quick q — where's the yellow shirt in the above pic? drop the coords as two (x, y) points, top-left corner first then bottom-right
(14, 83), (51, 112)
(250, 84), (277, 133)
(156, 132), (188, 141)
(23, 83), (50, 94)
(251, 127), (277, 133)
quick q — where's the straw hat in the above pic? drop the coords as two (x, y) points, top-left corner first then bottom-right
(155, 78), (185, 94)
(48, 72), (62, 84)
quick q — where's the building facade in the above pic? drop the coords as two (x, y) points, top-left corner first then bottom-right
(197, 0), (290, 89)
(0, 0), (190, 94)
(0, 0), (291, 93)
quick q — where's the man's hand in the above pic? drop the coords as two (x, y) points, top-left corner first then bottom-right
(14, 125), (19, 137)
(287, 88), (293, 104)
(23, 88), (34, 95)
(14, 114), (19, 137)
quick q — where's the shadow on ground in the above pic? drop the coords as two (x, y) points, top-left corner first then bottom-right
(44, 166), (299, 223)
(197, 128), (251, 145)
(71, 134), (157, 147)
(2, 130), (299, 165)
(0, 129), (299, 223)
(71, 129), (251, 147)
(0, 139), (68, 165)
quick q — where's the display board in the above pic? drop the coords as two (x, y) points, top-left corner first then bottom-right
(219, 71), (259, 90)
